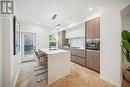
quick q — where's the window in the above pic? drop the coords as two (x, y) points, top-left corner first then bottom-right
(49, 34), (56, 48)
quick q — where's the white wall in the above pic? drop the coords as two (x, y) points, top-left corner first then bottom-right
(1, 16), (22, 87)
(1, 19), (50, 87)
(1, 17), (50, 87)
(3, 17), (12, 87)
(20, 23), (50, 49)
(0, 17), (3, 87)
(100, 0), (130, 86)
(11, 53), (21, 87)
(10, 21), (21, 87)
(85, 12), (100, 22)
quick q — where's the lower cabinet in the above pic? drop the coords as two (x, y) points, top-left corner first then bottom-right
(86, 51), (100, 72)
(71, 55), (85, 66)
(66, 48), (100, 72)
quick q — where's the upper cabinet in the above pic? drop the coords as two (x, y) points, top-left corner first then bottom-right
(85, 17), (100, 39)
(65, 23), (85, 38)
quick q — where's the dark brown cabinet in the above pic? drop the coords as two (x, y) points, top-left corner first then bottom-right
(95, 17), (100, 38)
(86, 51), (100, 72)
(71, 49), (85, 66)
(85, 17), (100, 72)
(58, 31), (68, 48)
(85, 17), (100, 39)
(71, 55), (85, 66)
(71, 49), (85, 58)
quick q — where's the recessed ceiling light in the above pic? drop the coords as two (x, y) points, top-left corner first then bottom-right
(89, 8), (93, 11)
(68, 23), (76, 28)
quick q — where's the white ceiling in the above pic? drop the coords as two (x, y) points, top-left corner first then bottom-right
(15, 0), (107, 29)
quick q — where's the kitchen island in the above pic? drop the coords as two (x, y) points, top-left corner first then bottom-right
(39, 48), (70, 84)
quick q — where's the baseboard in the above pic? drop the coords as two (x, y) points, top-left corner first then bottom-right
(13, 65), (21, 87)
(100, 75), (121, 87)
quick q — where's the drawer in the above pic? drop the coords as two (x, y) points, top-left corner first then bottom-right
(71, 49), (85, 58)
(77, 50), (85, 57)
(71, 55), (85, 66)
(78, 57), (85, 66)
(71, 49), (76, 55)
(71, 55), (78, 62)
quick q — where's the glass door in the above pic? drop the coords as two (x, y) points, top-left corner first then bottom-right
(21, 32), (36, 62)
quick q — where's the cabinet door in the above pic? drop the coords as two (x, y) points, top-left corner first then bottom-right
(95, 17), (100, 39)
(85, 22), (88, 39)
(85, 17), (100, 39)
(86, 21), (91, 39)
(86, 21), (89, 39)
(95, 52), (100, 72)
(71, 55), (78, 64)
(86, 51), (100, 72)
(91, 19), (96, 39)
(86, 19), (95, 39)
(86, 51), (94, 70)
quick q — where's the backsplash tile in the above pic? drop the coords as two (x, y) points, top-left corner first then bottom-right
(68, 37), (85, 48)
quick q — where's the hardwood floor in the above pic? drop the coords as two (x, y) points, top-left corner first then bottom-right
(121, 79), (130, 87)
(16, 61), (116, 87)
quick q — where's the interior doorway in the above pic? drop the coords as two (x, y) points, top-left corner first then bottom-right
(21, 32), (36, 62)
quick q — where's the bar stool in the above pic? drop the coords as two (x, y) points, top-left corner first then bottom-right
(34, 49), (48, 82)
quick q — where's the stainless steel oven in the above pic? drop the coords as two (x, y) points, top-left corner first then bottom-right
(86, 40), (100, 50)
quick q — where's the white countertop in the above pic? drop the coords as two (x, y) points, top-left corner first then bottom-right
(63, 47), (85, 50)
(86, 49), (100, 52)
(39, 48), (70, 55)
(78, 48), (85, 50)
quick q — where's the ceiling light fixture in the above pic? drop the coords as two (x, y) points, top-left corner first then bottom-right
(52, 14), (58, 20)
(89, 8), (93, 11)
(51, 24), (60, 31)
